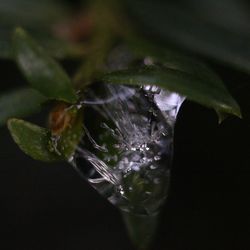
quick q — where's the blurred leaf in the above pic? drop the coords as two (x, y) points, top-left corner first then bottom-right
(0, 0), (75, 59)
(125, 0), (250, 73)
(0, 0), (69, 28)
(0, 33), (85, 60)
(0, 88), (47, 126)
(13, 28), (77, 103)
(73, 4), (115, 88)
(103, 66), (241, 117)
(8, 119), (62, 162)
(39, 38), (86, 60)
(127, 36), (222, 85)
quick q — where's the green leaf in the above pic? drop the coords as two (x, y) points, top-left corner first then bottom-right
(7, 118), (62, 162)
(0, 88), (47, 126)
(127, 35), (222, 84)
(122, 34), (242, 120)
(0, 33), (85, 60)
(13, 28), (77, 103)
(103, 66), (241, 117)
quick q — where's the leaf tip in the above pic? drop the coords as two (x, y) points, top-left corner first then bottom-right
(216, 104), (242, 124)
(7, 118), (18, 130)
(234, 109), (243, 119)
(229, 103), (242, 120)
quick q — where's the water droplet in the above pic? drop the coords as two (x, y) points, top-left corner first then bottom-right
(68, 155), (74, 163)
(153, 178), (161, 184)
(154, 156), (161, 161)
(150, 165), (157, 170)
(67, 83), (184, 215)
(131, 165), (140, 171)
(143, 57), (154, 66)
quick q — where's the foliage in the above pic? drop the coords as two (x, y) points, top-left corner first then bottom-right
(0, 0), (248, 249)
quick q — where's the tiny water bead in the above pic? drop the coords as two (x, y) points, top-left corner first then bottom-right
(69, 83), (185, 216)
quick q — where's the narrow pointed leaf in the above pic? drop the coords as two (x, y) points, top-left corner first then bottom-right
(123, 35), (242, 119)
(103, 67), (241, 117)
(13, 28), (77, 103)
(7, 119), (62, 162)
(0, 88), (47, 126)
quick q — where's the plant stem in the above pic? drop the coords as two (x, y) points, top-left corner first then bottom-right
(72, 0), (118, 89)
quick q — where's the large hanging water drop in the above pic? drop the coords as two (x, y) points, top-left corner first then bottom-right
(69, 83), (185, 216)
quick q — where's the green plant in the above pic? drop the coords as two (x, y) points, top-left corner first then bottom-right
(0, 0), (246, 249)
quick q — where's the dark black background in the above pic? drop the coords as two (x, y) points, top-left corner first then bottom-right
(0, 59), (250, 250)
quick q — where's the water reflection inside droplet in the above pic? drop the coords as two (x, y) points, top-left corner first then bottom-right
(68, 83), (185, 215)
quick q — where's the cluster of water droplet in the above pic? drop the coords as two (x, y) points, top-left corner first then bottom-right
(68, 81), (184, 216)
